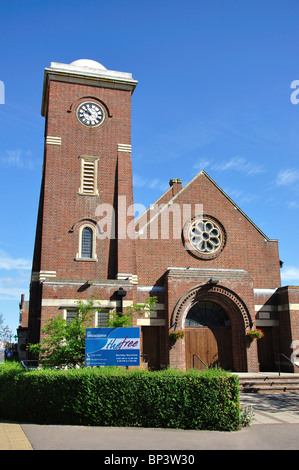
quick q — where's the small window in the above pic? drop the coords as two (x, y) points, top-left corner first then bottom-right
(79, 156), (99, 196)
(76, 224), (97, 261)
(95, 309), (110, 327)
(81, 227), (93, 258)
(66, 309), (106, 328)
(66, 310), (77, 324)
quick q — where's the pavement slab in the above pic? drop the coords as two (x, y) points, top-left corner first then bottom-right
(0, 421), (32, 450)
(240, 392), (299, 425)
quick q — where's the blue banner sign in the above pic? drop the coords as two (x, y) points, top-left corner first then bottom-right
(85, 327), (140, 367)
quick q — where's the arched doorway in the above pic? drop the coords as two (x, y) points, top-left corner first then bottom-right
(185, 300), (233, 370)
(170, 284), (252, 371)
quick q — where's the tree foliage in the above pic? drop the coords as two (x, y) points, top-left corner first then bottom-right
(29, 299), (94, 368)
(29, 296), (157, 368)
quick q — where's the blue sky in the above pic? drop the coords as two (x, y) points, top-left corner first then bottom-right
(0, 0), (299, 337)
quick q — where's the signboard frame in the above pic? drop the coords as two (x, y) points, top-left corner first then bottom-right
(85, 327), (140, 367)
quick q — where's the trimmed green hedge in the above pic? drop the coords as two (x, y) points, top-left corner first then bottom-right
(0, 363), (241, 431)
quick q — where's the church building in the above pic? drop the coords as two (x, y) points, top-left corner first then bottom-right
(25, 59), (299, 372)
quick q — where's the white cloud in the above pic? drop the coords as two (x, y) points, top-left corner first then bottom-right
(133, 173), (168, 192)
(0, 275), (30, 301)
(211, 156), (264, 175)
(193, 158), (211, 170)
(222, 186), (258, 205)
(288, 201), (299, 210)
(276, 169), (299, 187)
(194, 156), (264, 175)
(133, 173), (147, 187)
(0, 285), (28, 301)
(0, 149), (39, 170)
(0, 250), (31, 271)
(281, 266), (299, 282)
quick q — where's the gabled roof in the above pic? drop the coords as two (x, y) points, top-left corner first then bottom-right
(136, 169), (277, 242)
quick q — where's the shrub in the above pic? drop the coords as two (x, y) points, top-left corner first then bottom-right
(0, 364), (241, 431)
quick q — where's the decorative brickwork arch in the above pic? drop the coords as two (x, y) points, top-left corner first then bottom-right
(170, 284), (252, 371)
(171, 284), (252, 331)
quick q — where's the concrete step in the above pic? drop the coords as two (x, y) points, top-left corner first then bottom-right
(235, 373), (299, 393)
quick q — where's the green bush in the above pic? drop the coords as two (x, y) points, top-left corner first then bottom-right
(0, 363), (241, 431)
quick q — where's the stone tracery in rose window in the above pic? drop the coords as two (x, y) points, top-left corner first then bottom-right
(182, 214), (227, 260)
(188, 218), (222, 254)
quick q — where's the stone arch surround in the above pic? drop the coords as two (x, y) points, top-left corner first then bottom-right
(172, 284), (252, 330)
(170, 284), (253, 372)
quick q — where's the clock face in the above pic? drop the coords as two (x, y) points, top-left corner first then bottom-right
(77, 102), (105, 127)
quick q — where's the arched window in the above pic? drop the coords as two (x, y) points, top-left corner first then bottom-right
(77, 224), (97, 260)
(81, 227), (93, 258)
(185, 301), (230, 327)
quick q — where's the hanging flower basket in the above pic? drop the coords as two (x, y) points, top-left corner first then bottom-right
(246, 328), (264, 339)
(169, 330), (185, 341)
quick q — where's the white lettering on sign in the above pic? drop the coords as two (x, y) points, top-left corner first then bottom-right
(102, 336), (140, 351)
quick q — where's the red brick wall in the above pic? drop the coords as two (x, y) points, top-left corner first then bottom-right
(134, 172), (281, 372)
(136, 172), (281, 289)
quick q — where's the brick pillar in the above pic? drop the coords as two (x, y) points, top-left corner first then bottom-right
(277, 286), (299, 372)
(246, 337), (260, 372)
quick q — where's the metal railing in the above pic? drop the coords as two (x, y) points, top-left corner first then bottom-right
(192, 354), (208, 369)
(278, 353), (299, 376)
(21, 360), (39, 370)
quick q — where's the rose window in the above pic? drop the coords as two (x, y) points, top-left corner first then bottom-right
(188, 218), (222, 254)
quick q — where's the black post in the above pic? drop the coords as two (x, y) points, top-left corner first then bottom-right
(116, 287), (127, 314)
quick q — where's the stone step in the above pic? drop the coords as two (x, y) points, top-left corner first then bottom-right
(239, 378), (299, 384)
(236, 373), (299, 393)
(240, 384), (299, 393)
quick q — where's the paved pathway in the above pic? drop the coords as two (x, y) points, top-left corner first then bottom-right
(240, 392), (299, 425)
(1, 392), (299, 450)
(0, 421), (32, 450)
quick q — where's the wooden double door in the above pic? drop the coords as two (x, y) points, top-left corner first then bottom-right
(185, 326), (233, 371)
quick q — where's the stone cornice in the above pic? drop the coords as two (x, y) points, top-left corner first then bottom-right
(41, 62), (138, 116)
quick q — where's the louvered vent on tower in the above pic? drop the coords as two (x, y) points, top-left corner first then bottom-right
(79, 156), (99, 196)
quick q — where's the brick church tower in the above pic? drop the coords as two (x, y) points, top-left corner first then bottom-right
(28, 60), (138, 345)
